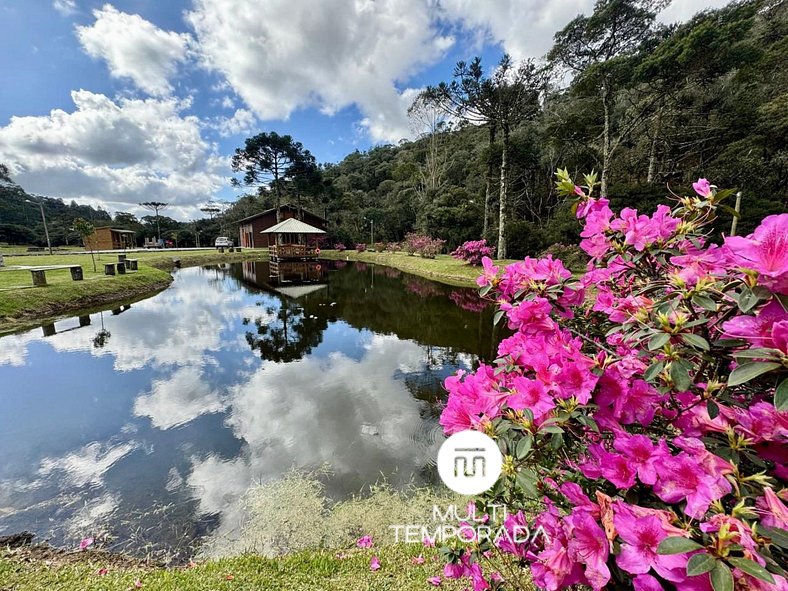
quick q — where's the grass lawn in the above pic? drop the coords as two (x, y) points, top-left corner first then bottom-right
(0, 249), (268, 333)
(0, 544), (471, 591)
(320, 250), (519, 288)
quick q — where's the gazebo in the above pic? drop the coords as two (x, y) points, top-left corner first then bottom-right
(262, 217), (326, 260)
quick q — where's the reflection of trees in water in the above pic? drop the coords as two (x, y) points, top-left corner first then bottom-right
(245, 297), (328, 363)
(401, 345), (477, 404)
(93, 312), (111, 348)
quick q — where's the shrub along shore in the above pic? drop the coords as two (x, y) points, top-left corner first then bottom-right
(319, 249), (519, 288)
(0, 249), (269, 334)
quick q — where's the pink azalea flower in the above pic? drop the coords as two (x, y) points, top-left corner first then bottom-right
(613, 434), (669, 485)
(574, 185), (585, 197)
(476, 256), (499, 288)
(757, 487), (788, 530)
(79, 537), (94, 551)
(700, 514), (761, 564)
(653, 451), (731, 519)
(96, 568), (108, 576)
(443, 562), (467, 579)
(502, 297), (555, 334)
(633, 573), (667, 591)
(725, 214), (788, 294)
(566, 511), (611, 590)
(411, 555), (425, 565)
(614, 503), (688, 582)
(427, 575), (442, 586)
(369, 556), (381, 571)
(555, 360), (598, 404)
(507, 376), (555, 422)
(356, 535), (374, 548)
(440, 365), (503, 435)
(722, 299), (788, 354)
(133, 580), (143, 589)
(693, 178), (712, 198)
(422, 534), (436, 548)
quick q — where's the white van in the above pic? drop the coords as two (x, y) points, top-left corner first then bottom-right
(215, 237), (233, 248)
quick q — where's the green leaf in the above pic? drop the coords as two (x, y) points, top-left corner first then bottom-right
(515, 469), (538, 497)
(687, 553), (717, 576)
(540, 425), (564, 435)
(493, 309), (505, 326)
(515, 434), (533, 460)
(761, 525), (788, 549)
(738, 288), (758, 313)
(657, 536), (703, 555)
(733, 347), (782, 359)
(692, 295), (717, 312)
(727, 558), (775, 584)
(681, 333), (710, 351)
(649, 333), (671, 351)
(776, 379), (788, 411)
(670, 361), (693, 391)
(728, 362), (781, 386)
(644, 361), (664, 382)
(479, 284), (492, 297)
(707, 399), (719, 419)
(711, 561), (733, 591)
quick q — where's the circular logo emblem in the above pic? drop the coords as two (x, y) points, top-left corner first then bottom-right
(437, 430), (503, 495)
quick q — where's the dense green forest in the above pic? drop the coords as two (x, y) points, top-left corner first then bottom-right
(2, 0), (786, 256)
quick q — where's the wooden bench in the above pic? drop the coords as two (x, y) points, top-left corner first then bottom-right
(29, 265), (83, 286)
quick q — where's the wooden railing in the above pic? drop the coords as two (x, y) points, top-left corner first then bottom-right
(268, 243), (319, 259)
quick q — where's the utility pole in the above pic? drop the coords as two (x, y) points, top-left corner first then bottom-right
(26, 198), (52, 254)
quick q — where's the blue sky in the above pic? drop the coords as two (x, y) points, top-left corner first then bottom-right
(0, 0), (729, 219)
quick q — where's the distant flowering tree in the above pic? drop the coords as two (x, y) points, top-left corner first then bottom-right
(334, 242), (346, 252)
(452, 239), (495, 265)
(355, 243), (367, 252)
(404, 233), (446, 259)
(438, 170), (788, 591)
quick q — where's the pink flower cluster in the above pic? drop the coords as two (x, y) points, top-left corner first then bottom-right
(451, 239), (495, 266)
(439, 176), (788, 591)
(403, 233), (447, 259)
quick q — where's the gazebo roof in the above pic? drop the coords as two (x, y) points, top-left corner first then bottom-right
(261, 218), (326, 234)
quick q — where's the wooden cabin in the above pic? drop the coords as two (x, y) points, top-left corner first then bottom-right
(84, 227), (136, 250)
(263, 217), (326, 260)
(237, 205), (327, 249)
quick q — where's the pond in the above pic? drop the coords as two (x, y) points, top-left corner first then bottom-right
(0, 260), (498, 560)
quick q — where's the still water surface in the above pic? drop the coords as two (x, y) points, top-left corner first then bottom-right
(0, 260), (497, 558)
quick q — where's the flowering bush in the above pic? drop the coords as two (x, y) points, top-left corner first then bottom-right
(386, 242), (402, 252)
(374, 241), (386, 252)
(355, 243), (367, 252)
(404, 233), (446, 259)
(335, 242), (347, 252)
(438, 170), (788, 591)
(452, 239), (495, 266)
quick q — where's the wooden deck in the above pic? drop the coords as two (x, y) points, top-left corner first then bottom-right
(268, 243), (320, 260)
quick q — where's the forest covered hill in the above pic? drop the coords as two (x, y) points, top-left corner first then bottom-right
(2, 0), (786, 257)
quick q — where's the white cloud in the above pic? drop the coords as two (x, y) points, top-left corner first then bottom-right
(186, 0), (453, 142)
(210, 108), (257, 138)
(53, 0), (77, 16)
(38, 441), (137, 487)
(0, 90), (225, 217)
(76, 4), (192, 97)
(439, 0), (735, 61)
(134, 366), (225, 429)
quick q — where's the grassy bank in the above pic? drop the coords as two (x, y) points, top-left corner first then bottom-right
(320, 250), (518, 288)
(0, 249), (268, 334)
(0, 544), (468, 591)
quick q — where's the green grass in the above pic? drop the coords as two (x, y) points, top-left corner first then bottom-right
(0, 249), (268, 333)
(0, 545), (469, 591)
(320, 250), (519, 288)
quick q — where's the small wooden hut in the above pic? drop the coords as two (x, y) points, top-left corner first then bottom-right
(262, 218), (326, 261)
